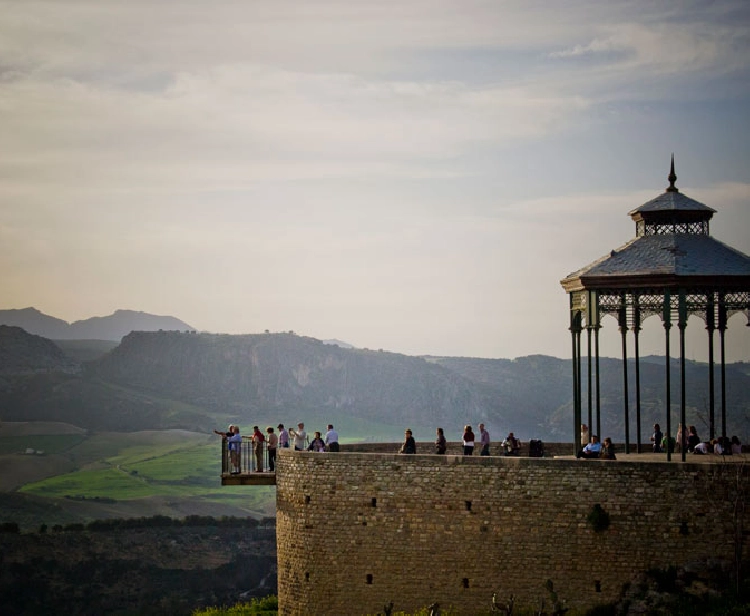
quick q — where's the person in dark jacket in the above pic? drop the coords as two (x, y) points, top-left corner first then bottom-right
(400, 429), (416, 454)
(462, 425), (475, 455)
(687, 425), (700, 453)
(435, 427), (446, 454)
(650, 423), (663, 453)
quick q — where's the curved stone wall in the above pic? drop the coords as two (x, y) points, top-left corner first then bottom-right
(275, 449), (748, 615)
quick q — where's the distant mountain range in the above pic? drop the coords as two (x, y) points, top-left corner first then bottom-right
(1, 323), (748, 442)
(0, 307), (193, 341)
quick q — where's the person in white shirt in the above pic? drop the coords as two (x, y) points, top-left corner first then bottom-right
(289, 422), (307, 451)
(325, 424), (339, 452)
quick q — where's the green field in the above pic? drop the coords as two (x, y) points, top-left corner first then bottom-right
(0, 434), (87, 455)
(8, 418), (412, 526)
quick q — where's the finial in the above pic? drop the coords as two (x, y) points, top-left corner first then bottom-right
(666, 153), (678, 192)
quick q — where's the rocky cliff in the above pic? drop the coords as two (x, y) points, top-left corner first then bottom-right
(93, 331), (490, 428)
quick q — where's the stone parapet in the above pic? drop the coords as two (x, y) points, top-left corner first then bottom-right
(275, 449), (748, 615)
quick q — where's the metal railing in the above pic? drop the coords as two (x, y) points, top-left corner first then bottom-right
(221, 437), (279, 474)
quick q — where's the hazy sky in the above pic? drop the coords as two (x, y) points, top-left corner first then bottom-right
(2, 0), (749, 361)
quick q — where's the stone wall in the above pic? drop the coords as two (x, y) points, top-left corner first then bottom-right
(275, 450), (748, 616)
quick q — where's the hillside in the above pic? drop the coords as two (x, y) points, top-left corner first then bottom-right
(92, 331), (490, 431)
(2, 328), (749, 442)
(0, 521), (276, 616)
(0, 326), (80, 376)
(0, 307), (193, 341)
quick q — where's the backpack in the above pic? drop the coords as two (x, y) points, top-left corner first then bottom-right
(529, 439), (544, 457)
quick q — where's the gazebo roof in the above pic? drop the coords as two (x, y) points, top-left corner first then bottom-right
(561, 158), (750, 293)
(628, 190), (715, 216)
(560, 234), (750, 292)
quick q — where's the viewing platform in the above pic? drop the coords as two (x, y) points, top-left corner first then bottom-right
(219, 439), (746, 485)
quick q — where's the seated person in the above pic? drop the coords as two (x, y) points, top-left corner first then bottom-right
(601, 437), (616, 460)
(307, 431), (326, 452)
(576, 435), (602, 459)
(502, 432), (520, 456)
(693, 441), (710, 455)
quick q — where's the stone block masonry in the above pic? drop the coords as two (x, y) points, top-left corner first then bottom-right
(275, 450), (748, 616)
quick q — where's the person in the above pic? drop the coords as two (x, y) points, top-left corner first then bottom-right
(308, 431), (326, 452)
(479, 423), (491, 456)
(227, 426), (242, 474)
(278, 424), (290, 449)
(731, 435), (742, 455)
(676, 423), (684, 453)
(266, 426), (278, 471)
(462, 425), (475, 456)
(325, 424), (339, 452)
(650, 423), (663, 453)
(252, 425), (265, 472)
(435, 427), (446, 454)
(712, 438), (724, 455)
(502, 432), (520, 456)
(693, 440), (710, 455)
(289, 422), (307, 451)
(601, 437), (616, 460)
(214, 425), (242, 474)
(580, 424), (589, 449)
(687, 425), (700, 453)
(400, 429), (416, 454)
(576, 435), (602, 459)
(661, 433), (675, 454)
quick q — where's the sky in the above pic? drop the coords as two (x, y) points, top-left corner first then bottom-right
(1, 0), (749, 362)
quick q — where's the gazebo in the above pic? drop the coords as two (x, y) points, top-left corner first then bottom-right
(560, 157), (750, 460)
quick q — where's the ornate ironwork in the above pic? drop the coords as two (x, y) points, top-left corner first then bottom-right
(638, 220), (709, 237)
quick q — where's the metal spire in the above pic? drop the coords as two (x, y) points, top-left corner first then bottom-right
(666, 153), (678, 192)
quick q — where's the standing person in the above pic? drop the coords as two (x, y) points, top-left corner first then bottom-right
(580, 424), (589, 449)
(252, 425), (265, 472)
(687, 425), (700, 453)
(289, 422), (307, 451)
(479, 423), (491, 456)
(650, 423), (663, 453)
(325, 424), (339, 452)
(266, 426), (278, 471)
(400, 429), (416, 454)
(676, 423), (684, 453)
(277, 424), (290, 449)
(462, 425), (475, 456)
(435, 427), (446, 454)
(214, 425), (243, 475)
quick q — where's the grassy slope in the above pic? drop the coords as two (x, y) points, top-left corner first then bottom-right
(1, 415), (420, 529)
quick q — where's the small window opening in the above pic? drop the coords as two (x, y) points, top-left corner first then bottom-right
(595, 580), (601, 593)
(465, 500), (472, 512)
(366, 574), (373, 585)
(305, 495), (310, 504)
(305, 572), (310, 581)
(372, 497), (377, 507)
(462, 578), (469, 589)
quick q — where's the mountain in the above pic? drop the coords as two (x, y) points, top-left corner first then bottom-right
(1, 327), (748, 441)
(0, 308), (194, 341)
(0, 326), (80, 376)
(0, 308), (70, 339)
(92, 331), (488, 430)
